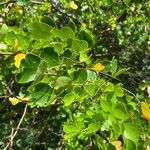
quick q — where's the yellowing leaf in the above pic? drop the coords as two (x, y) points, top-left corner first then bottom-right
(94, 63), (105, 72)
(14, 53), (26, 68)
(9, 97), (20, 105)
(69, 1), (78, 9)
(9, 96), (29, 106)
(141, 102), (150, 121)
(111, 141), (122, 150)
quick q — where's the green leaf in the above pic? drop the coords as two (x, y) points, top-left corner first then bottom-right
(40, 47), (59, 68)
(0, 24), (9, 34)
(79, 52), (91, 64)
(16, 54), (41, 83)
(64, 121), (84, 139)
(4, 32), (15, 45)
(30, 22), (52, 39)
(112, 102), (129, 120)
(51, 27), (75, 40)
(124, 139), (137, 150)
(101, 100), (112, 112)
(115, 84), (124, 97)
(41, 16), (56, 27)
(51, 42), (63, 53)
(114, 68), (130, 77)
(79, 30), (95, 46)
(110, 57), (118, 75)
(87, 70), (97, 82)
(68, 20), (77, 32)
(107, 144), (116, 150)
(30, 83), (53, 107)
(64, 92), (76, 106)
(86, 122), (100, 134)
(71, 39), (88, 53)
(73, 69), (87, 84)
(55, 76), (72, 90)
(124, 123), (140, 144)
(16, 34), (30, 50)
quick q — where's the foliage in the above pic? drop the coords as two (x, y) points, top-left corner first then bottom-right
(0, 0), (150, 150)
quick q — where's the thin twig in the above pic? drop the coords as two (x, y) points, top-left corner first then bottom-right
(4, 104), (28, 150)
(30, 0), (44, 4)
(0, 52), (13, 55)
(123, 88), (140, 102)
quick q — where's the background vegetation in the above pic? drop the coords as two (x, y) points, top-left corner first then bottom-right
(0, 0), (150, 149)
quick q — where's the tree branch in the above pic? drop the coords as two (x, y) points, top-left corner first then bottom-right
(4, 104), (28, 150)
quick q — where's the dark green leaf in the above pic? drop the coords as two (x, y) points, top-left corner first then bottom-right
(40, 47), (59, 68)
(41, 16), (56, 27)
(16, 54), (41, 83)
(30, 83), (53, 107)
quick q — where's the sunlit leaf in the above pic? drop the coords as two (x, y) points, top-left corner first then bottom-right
(69, 1), (78, 9)
(140, 102), (150, 121)
(9, 96), (29, 106)
(111, 141), (122, 150)
(14, 53), (26, 68)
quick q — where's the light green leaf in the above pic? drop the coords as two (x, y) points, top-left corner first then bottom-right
(71, 39), (88, 53)
(115, 84), (124, 97)
(124, 139), (137, 150)
(124, 123), (140, 144)
(30, 22), (52, 39)
(55, 76), (72, 89)
(110, 57), (118, 75)
(64, 121), (84, 139)
(86, 122), (100, 134)
(114, 68), (130, 77)
(51, 27), (75, 40)
(0, 24), (9, 34)
(64, 92), (76, 106)
(112, 102), (129, 120)
(87, 70), (97, 82)
(101, 100), (112, 112)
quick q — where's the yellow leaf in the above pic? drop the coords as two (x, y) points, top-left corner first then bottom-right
(94, 63), (105, 72)
(14, 53), (26, 68)
(69, 1), (78, 9)
(141, 102), (150, 121)
(9, 96), (29, 106)
(9, 97), (20, 105)
(111, 141), (122, 150)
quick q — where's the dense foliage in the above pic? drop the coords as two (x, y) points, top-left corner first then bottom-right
(0, 0), (150, 150)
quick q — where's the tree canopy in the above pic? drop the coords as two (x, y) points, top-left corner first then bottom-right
(0, 0), (150, 150)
